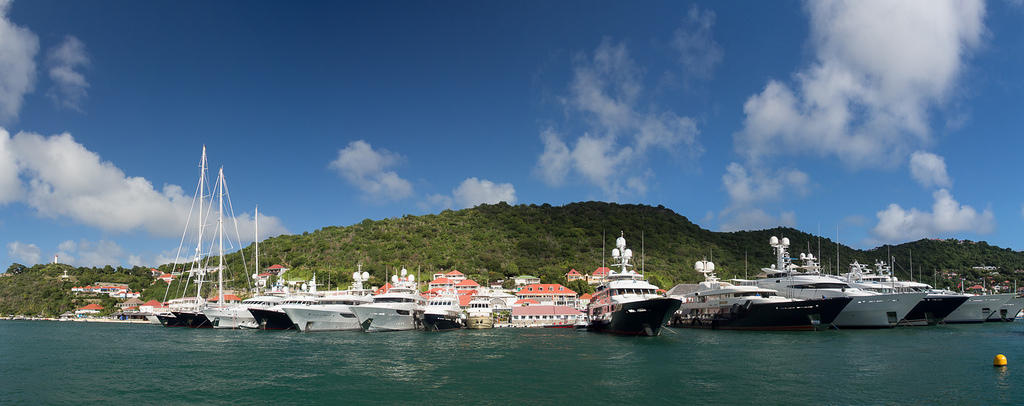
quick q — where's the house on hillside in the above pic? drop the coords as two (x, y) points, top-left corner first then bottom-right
(587, 267), (610, 285)
(266, 264), (290, 276)
(513, 275), (540, 288)
(566, 269), (584, 282)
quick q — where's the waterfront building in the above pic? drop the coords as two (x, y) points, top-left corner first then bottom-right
(139, 300), (166, 313)
(515, 284), (578, 307)
(76, 304), (103, 317)
(456, 279), (480, 290)
(118, 298), (144, 310)
(578, 293), (592, 310)
(510, 305), (584, 327)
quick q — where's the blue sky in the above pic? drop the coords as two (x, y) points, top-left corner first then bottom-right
(1, 0), (1023, 268)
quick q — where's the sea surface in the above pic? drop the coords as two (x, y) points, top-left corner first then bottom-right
(1, 320), (1022, 405)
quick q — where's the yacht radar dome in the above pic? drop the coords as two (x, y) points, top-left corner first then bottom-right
(695, 261), (705, 272)
(782, 237), (790, 246)
(612, 248), (620, 258)
(391, 275), (399, 283)
(616, 233), (626, 250)
(400, 268), (408, 276)
(361, 271), (369, 281)
(408, 274), (415, 282)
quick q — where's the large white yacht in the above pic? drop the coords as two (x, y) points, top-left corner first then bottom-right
(282, 270), (374, 332)
(203, 295), (284, 329)
(839, 261), (967, 326)
(350, 268), (426, 332)
(748, 237), (925, 328)
(466, 294), (494, 329)
(668, 260), (850, 331)
(422, 288), (463, 331)
(587, 233), (681, 336)
(941, 291), (1015, 323)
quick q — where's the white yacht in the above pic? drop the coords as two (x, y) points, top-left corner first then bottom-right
(422, 288), (463, 331)
(350, 268), (425, 332)
(750, 237), (925, 328)
(987, 295), (1024, 322)
(203, 295), (284, 329)
(282, 270), (374, 332)
(668, 260), (850, 331)
(941, 291), (1015, 323)
(466, 294), (494, 329)
(587, 233), (681, 336)
(839, 261), (967, 326)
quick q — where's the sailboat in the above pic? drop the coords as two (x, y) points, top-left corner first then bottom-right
(157, 146), (251, 328)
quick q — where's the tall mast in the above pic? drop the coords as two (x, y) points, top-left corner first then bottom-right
(195, 145), (207, 300)
(254, 205), (259, 292)
(218, 167), (224, 306)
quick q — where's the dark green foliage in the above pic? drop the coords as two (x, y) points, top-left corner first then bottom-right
(4, 202), (1024, 316)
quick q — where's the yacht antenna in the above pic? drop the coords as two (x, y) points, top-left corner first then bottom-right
(641, 230), (645, 277)
(744, 250), (748, 279)
(836, 224), (840, 277)
(909, 249), (913, 282)
(602, 230), (606, 270)
(195, 145), (207, 303)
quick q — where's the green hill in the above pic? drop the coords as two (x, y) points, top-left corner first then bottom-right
(3, 201), (1023, 316)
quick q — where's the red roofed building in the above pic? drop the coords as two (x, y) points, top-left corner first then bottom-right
(158, 273), (176, 283)
(444, 270), (466, 283)
(266, 264), (290, 276)
(578, 293), (593, 309)
(510, 305), (584, 327)
(76, 303), (103, 317)
(139, 300), (166, 313)
(457, 289), (478, 297)
(566, 269), (584, 282)
(255, 272), (274, 288)
(514, 298), (539, 306)
(516, 283), (578, 307)
(458, 294), (474, 308)
(429, 277), (455, 289)
(588, 267), (611, 285)
(150, 268), (163, 277)
(455, 279), (479, 289)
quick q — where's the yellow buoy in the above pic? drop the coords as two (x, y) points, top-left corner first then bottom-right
(994, 354), (1007, 367)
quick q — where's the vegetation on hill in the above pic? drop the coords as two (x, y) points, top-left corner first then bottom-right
(3, 201), (1024, 316)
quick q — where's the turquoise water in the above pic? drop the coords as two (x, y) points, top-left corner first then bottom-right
(1, 321), (1022, 405)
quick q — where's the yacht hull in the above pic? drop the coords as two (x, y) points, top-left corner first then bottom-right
(155, 313), (186, 327)
(589, 297), (681, 336)
(202, 306), (256, 329)
(283, 307), (360, 332)
(987, 296), (1024, 322)
(902, 295), (969, 326)
(249, 308), (296, 330)
(422, 313), (462, 331)
(170, 311), (213, 328)
(144, 314), (163, 325)
(671, 297), (851, 331)
(833, 293), (926, 328)
(944, 294), (1013, 323)
(351, 305), (420, 332)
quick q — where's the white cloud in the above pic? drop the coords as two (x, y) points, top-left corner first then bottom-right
(0, 128), (20, 203)
(671, 5), (723, 79)
(909, 151), (952, 188)
(423, 193), (454, 211)
(0, 0), (38, 121)
(535, 39), (701, 199)
(46, 35), (89, 111)
(453, 177), (516, 208)
(7, 241), (40, 264)
(736, 0), (985, 168)
(329, 140), (413, 201)
(872, 188), (994, 242)
(0, 128), (288, 240)
(717, 162), (808, 231)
